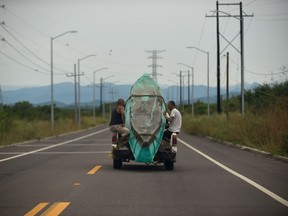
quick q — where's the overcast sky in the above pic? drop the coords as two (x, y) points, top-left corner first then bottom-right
(0, 0), (288, 90)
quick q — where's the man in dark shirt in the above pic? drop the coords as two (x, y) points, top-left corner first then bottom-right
(109, 98), (129, 137)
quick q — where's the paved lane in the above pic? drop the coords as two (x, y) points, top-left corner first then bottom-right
(0, 125), (287, 216)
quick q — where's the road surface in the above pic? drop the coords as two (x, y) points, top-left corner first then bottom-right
(0, 125), (287, 216)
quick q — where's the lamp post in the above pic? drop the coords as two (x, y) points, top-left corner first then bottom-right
(187, 46), (210, 116)
(101, 75), (115, 120)
(168, 80), (178, 103)
(51, 30), (77, 129)
(178, 63), (194, 116)
(77, 54), (96, 127)
(93, 67), (108, 121)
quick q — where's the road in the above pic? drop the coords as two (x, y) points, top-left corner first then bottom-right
(0, 125), (288, 216)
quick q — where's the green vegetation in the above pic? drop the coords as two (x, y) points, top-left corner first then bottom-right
(0, 103), (109, 146)
(0, 81), (287, 157)
(181, 80), (288, 157)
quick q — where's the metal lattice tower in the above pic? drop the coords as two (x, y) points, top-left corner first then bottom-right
(146, 50), (166, 81)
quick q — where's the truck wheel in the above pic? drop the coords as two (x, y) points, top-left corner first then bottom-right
(113, 159), (122, 169)
(164, 161), (174, 170)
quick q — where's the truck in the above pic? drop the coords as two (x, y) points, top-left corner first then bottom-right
(111, 74), (177, 170)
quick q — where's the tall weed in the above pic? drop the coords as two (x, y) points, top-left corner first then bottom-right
(182, 107), (288, 156)
(0, 117), (104, 146)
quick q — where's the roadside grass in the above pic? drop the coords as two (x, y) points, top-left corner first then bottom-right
(182, 108), (288, 157)
(1, 105), (287, 158)
(0, 117), (107, 146)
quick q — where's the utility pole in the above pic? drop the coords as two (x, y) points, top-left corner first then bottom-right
(108, 84), (117, 118)
(179, 71), (182, 106)
(77, 54), (96, 127)
(50, 30), (77, 130)
(226, 52), (230, 119)
(0, 84), (3, 109)
(100, 78), (103, 114)
(180, 70), (190, 105)
(67, 64), (83, 126)
(146, 50), (166, 81)
(206, 1), (253, 115)
(216, 2), (221, 114)
(100, 75), (115, 120)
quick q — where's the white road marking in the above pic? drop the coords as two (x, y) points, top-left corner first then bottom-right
(179, 138), (288, 207)
(15, 143), (110, 147)
(0, 151), (110, 155)
(0, 128), (109, 163)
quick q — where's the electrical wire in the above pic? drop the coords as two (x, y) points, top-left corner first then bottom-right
(3, 6), (50, 38)
(0, 23), (51, 66)
(1, 36), (53, 74)
(0, 49), (48, 75)
(246, 69), (288, 76)
(0, 23), (74, 75)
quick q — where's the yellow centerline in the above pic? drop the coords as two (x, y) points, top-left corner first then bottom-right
(41, 202), (70, 216)
(24, 202), (49, 216)
(87, 165), (102, 174)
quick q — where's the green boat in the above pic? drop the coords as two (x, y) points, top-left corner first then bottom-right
(125, 73), (166, 162)
(111, 74), (177, 170)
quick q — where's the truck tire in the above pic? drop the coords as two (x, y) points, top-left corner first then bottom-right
(164, 161), (174, 170)
(113, 159), (122, 169)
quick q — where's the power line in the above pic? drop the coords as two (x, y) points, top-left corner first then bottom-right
(0, 22), (51, 67)
(0, 49), (48, 75)
(1, 36), (52, 74)
(246, 69), (288, 76)
(0, 23), (73, 75)
(0, 22), (79, 75)
(2, 5), (50, 38)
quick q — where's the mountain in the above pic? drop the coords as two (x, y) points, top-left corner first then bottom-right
(2, 82), (259, 107)
(2, 82), (132, 107)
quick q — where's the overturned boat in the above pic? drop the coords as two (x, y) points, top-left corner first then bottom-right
(111, 73), (177, 170)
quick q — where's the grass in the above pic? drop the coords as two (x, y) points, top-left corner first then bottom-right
(0, 116), (108, 146)
(182, 107), (288, 157)
(1, 105), (288, 158)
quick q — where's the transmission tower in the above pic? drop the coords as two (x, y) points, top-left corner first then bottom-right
(146, 50), (166, 81)
(206, 1), (253, 115)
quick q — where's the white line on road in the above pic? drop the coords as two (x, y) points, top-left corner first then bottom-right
(0, 151), (110, 154)
(0, 128), (109, 163)
(179, 138), (288, 207)
(14, 143), (111, 147)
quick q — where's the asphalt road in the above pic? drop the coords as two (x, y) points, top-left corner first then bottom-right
(0, 125), (288, 216)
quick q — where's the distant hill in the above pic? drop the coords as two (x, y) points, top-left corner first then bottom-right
(2, 82), (259, 107)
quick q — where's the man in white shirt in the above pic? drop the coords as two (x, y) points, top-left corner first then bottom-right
(163, 101), (182, 142)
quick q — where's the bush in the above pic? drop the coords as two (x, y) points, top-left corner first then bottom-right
(182, 80), (288, 156)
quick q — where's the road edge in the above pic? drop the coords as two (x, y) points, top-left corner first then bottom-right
(206, 136), (288, 163)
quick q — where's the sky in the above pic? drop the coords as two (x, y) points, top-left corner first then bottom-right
(0, 0), (288, 90)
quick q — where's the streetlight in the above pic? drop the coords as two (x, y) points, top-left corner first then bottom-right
(108, 81), (119, 117)
(168, 80), (178, 102)
(187, 46), (210, 116)
(77, 54), (96, 127)
(93, 67), (108, 121)
(178, 63), (194, 116)
(51, 30), (77, 129)
(101, 75), (115, 120)
(172, 71), (184, 107)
